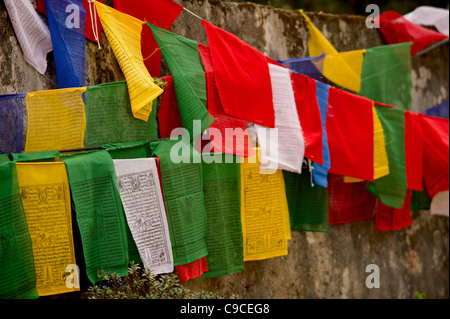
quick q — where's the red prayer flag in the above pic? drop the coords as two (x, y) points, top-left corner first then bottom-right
(36, 0), (103, 43)
(419, 114), (449, 199)
(113, 0), (183, 77)
(326, 88), (374, 181)
(404, 111), (424, 191)
(198, 43), (254, 157)
(377, 11), (448, 56)
(158, 76), (183, 138)
(202, 20), (275, 128)
(328, 174), (376, 225)
(176, 257), (208, 282)
(291, 73), (324, 165)
(375, 189), (412, 231)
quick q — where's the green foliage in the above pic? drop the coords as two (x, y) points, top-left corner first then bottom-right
(84, 262), (239, 300)
(416, 291), (426, 299)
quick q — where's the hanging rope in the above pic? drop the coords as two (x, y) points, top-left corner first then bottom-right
(87, 0), (102, 50)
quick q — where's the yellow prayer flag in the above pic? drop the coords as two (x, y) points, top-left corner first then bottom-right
(94, 1), (163, 121)
(300, 10), (365, 92)
(323, 50), (365, 93)
(344, 105), (390, 183)
(24, 88), (86, 153)
(241, 150), (291, 261)
(17, 162), (78, 297)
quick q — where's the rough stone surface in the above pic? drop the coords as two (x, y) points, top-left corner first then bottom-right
(0, 0), (448, 299)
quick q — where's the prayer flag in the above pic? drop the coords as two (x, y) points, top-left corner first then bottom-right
(0, 94), (25, 154)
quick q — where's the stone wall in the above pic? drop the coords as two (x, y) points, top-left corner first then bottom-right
(0, 0), (448, 299)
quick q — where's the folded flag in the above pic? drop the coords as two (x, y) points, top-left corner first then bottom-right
(4, 0), (53, 75)
(0, 94), (25, 154)
(276, 54), (325, 81)
(202, 20), (275, 128)
(112, 0), (183, 78)
(377, 11), (448, 56)
(176, 257), (208, 282)
(94, 1), (164, 121)
(375, 189), (413, 231)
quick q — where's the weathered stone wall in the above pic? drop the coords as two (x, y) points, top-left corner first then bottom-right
(0, 0), (448, 299)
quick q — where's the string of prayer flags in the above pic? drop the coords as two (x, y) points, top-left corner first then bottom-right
(24, 88), (86, 153)
(112, 0), (183, 78)
(283, 170), (330, 233)
(419, 114), (449, 200)
(423, 99), (449, 119)
(375, 190), (413, 231)
(94, 1), (163, 122)
(377, 11), (448, 56)
(0, 162), (38, 299)
(150, 139), (208, 267)
(326, 88), (374, 181)
(241, 150), (291, 261)
(4, 0), (53, 75)
(291, 73), (323, 165)
(328, 174), (376, 225)
(36, 0), (103, 43)
(367, 104), (408, 209)
(202, 155), (244, 278)
(84, 81), (158, 148)
(255, 64), (305, 173)
(176, 258), (208, 282)
(311, 81), (331, 188)
(16, 162), (78, 296)
(358, 43), (412, 111)
(202, 20), (275, 128)
(405, 6), (449, 36)
(62, 150), (130, 284)
(198, 44), (254, 158)
(404, 111), (424, 191)
(0, 94), (25, 154)
(113, 158), (174, 274)
(158, 76), (183, 139)
(148, 24), (214, 141)
(276, 54), (325, 81)
(45, 0), (86, 88)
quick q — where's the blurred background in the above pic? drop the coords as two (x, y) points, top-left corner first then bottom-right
(223, 0), (449, 15)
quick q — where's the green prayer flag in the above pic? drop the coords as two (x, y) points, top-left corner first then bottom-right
(0, 154), (10, 165)
(359, 43), (412, 110)
(367, 106), (407, 209)
(202, 154), (244, 278)
(148, 24), (215, 141)
(150, 138), (208, 266)
(411, 190), (432, 211)
(61, 150), (129, 284)
(103, 140), (151, 160)
(283, 169), (329, 233)
(0, 162), (38, 299)
(84, 81), (158, 148)
(11, 151), (60, 162)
